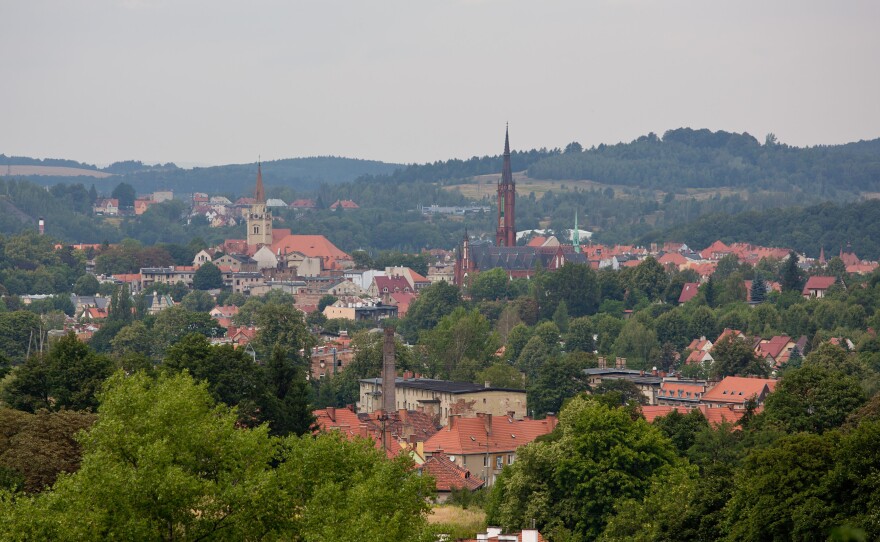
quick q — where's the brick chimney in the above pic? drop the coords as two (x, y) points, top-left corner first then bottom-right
(382, 327), (396, 414)
(545, 413), (558, 432)
(358, 423), (368, 438)
(477, 412), (493, 436)
(616, 357), (627, 369)
(598, 356), (606, 369)
(448, 414), (459, 431)
(326, 406), (336, 422)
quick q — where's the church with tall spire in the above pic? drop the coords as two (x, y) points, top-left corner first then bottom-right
(495, 126), (516, 247)
(454, 128), (588, 288)
(247, 161), (273, 247)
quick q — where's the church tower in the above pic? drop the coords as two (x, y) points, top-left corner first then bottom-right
(496, 126), (516, 247)
(247, 161), (273, 247)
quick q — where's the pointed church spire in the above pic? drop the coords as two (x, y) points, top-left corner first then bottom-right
(819, 246), (826, 265)
(501, 124), (513, 186)
(572, 210), (581, 253)
(254, 160), (266, 203)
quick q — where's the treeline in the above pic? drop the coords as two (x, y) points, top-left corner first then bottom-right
(527, 128), (880, 195)
(646, 199), (880, 261)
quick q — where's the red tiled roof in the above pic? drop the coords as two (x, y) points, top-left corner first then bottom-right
(420, 453), (484, 492)
(642, 404), (746, 427)
(678, 282), (700, 304)
(700, 240), (732, 260)
(687, 338), (712, 352)
(290, 199), (317, 208)
(112, 273), (141, 283)
(755, 336), (792, 360)
(330, 199), (359, 209)
(389, 292), (417, 317)
(423, 415), (555, 455)
(271, 234), (351, 269)
(715, 328), (745, 344)
(803, 276), (838, 294)
(375, 275), (411, 293)
(659, 252), (688, 267)
(701, 376), (777, 405)
(526, 236), (547, 247)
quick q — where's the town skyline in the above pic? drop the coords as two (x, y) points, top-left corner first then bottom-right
(2, 1), (879, 167)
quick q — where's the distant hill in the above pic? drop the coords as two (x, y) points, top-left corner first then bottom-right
(526, 128), (880, 197)
(641, 199), (880, 261)
(2, 155), (403, 197)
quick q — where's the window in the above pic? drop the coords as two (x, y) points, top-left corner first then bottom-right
(483, 456), (489, 467)
(495, 456), (503, 469)
(508, 454), (514, 464)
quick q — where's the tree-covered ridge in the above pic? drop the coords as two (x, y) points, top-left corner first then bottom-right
(645, 199), (880, 260)
(527, 128), (880, 196)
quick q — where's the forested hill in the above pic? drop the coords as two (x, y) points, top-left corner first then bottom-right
(526, 128), (880, 196)
(643, 199), (880, 260)
(5, 156), (403, 196)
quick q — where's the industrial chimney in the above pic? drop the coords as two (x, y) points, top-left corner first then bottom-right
(382, 327), (396, 414)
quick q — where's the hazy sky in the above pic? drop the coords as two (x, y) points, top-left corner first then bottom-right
(2, 0), (878, 167)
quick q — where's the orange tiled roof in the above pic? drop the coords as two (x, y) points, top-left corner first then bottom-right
(423, 415), (555, 456)
(803, 276), (837, 294)
(679, 282), (701, 303)
(701, 376), (776, 405)
(271, 234), (351, 268)
(420, 453), (484, 492)
(642, 404), (746, 427)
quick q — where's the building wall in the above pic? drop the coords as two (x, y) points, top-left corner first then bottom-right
(324, 306), (356, 320)
(247, 202), (273, 246)
(357, 384), (527, 425)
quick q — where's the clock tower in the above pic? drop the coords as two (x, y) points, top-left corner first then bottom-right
(247, 162), (273, 247)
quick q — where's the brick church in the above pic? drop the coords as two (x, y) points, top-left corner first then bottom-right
(454, 128), (587, 288)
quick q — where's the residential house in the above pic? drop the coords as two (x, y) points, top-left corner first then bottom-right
(803, 276), (840, 298)
(309, 343), (355, 380)
(134, 197), (156, 215)
(252, 245), (279, 270)
(213, 254), (258, 272)
(140, 266), (196, 289)
(700, 376), (777, 410)
(192, 249), (213, 267)
(358, 377), (528, 426)
(655, 379), (709, 407)
(419, 453), (485, 502)
(367, 275), (413, 297)
(329, 199), (359, 210)
(422, 413), (556, 486)
(678, 282), (701, 304)
(755, 335), (798, 368)
(289, 199), (317, 210)
(93, 198), (119, 216)
(282, 252), (323, 277)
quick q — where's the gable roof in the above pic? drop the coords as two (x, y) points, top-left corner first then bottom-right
(678, 282), (701, 304)
(420, 453), (484, 492)
(803, 276), (838, 294)
(755, 335), (793, 360)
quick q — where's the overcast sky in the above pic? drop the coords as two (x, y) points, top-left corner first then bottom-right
(2, 0), (878, 167)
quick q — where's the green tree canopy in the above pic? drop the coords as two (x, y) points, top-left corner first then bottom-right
(191, 262), (223, 290)
(486, 395), (679, 541)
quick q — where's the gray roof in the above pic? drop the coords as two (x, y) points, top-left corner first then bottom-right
(360, 377), (525, 394)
